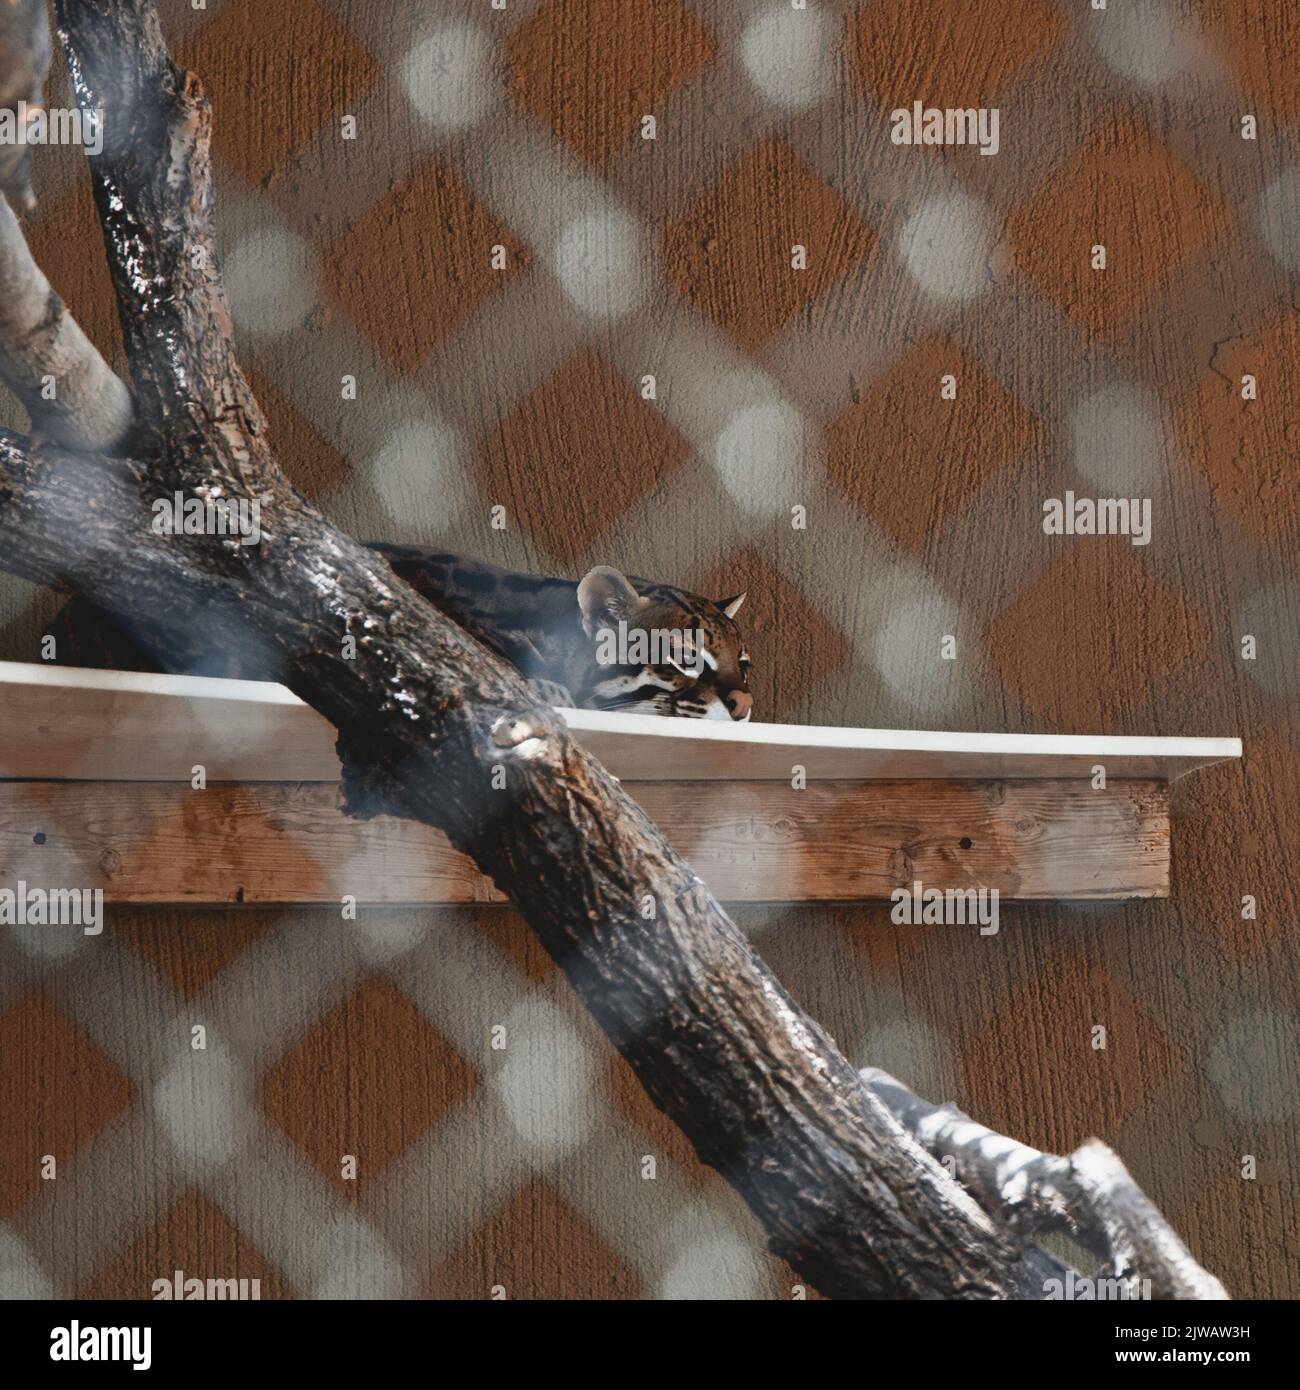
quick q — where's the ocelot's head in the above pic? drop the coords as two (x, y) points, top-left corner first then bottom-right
(577, 567), (752, 721)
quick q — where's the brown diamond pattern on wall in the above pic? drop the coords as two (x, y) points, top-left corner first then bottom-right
(115, 912), (278, 1002)
(607, 1045), (724, 1191)
(471, 907), (559, 986)
(849, 0), (1063, 108)
(507, 0), (718, 165)
(425, 1179), (644, 1299)
(958, 946), (1192, 1154)
(0, 0), (1292, 1307)
(476, 350), (692, 567)
(985, 545), (1213, 730)
(1202, 1), (1300, 125)
(0, 992), (132, 1219)
(1180, 1172), (1293, 1300)
(177, 0), (380, 188)
(695, 547), (852, 723)
(22, 177), (123, 369)
(325, 161), (532, 373)
(79, 1188), (293, 1300)
(1177, 723), (1300, 961)
(826, 337), (1040, 554)
(663, 140), (876, 352)
(1179, 313), (1300, 550)
(1009, 117), (1231, 336)
(261, 974), (478, 1193)
(243, 366), (350, 502)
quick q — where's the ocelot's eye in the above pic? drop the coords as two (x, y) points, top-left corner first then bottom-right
(663, 653), (701, 679)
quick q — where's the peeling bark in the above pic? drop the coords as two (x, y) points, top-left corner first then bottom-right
(0, 198), (134, 448)
(861, 1068), (1229, 1299)
(0, 416), (1035, 1300)
(0, 0), (1229, 1300)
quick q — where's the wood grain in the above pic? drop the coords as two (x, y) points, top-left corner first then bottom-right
(0, 777), (1169, 905)
(0, 0), (1293, 1301)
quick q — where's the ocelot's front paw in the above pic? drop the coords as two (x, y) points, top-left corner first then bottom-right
(527, 678), (574, 708)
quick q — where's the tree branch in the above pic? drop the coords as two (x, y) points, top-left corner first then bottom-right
(58, 0), (260, 471)
(0, 0), (132, 448)
(0, 197), (134, 449)
(15, 1), (1032, 1296)
(861, 1068), (1229, 1300)
(0, 0), (1228, 1299)
(1, 418), (1040, 1299)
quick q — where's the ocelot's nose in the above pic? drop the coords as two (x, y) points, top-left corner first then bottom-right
(725, 690), (753, 721)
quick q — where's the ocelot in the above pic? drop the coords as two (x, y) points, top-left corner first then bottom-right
(48, 546), (754, 721)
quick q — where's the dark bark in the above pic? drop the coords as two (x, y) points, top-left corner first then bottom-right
(0, 420), (1028, 1300)
(860, 1069), (1227, 1299)
(0, 0), (1225, 1300)
(3, 0), (1027, 1300)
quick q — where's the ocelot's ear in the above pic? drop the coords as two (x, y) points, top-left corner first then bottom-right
(577, 566), (646, 639)
(716, 593), (746, 619)
(578, 564), (645, 639)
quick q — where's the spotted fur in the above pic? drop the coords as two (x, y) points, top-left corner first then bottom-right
(373, 546), (753, 720)
(49, 546), (754, 721)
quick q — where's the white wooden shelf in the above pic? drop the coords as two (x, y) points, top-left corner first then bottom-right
(0, 661), (1240, 784)
(0, 663), (1241, 906)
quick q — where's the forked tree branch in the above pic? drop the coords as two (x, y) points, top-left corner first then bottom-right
(0, 412), (1047, 1299)
(861, 1069), (1228, 1300)
(0, 0), (1229, 1299)
(0, 0), (131, 448)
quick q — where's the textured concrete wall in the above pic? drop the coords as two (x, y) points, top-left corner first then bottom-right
(0, 0), (1296, 1299)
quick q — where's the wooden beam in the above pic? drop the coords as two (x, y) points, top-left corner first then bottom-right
(0, 663), (1232, 905)
(0, 778), (1169, 905)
